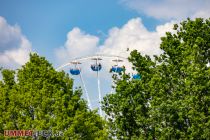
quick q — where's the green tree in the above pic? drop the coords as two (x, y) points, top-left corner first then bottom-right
(0, 53), (108, 139)
(102, 18), (210, 139)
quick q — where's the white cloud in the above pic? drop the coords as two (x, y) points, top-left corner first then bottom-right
(55, 18), (175, 111)
(55, 18), (174, 74)
(98, 18), (175, 73)
(121, 0), (210, 20)
(0, 16), (32, 69)
(99, 18), (173, 56)
(55, 27), (99, 64)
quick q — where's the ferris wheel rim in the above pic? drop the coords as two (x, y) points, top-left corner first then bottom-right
(55, 54), (128, 71)
(55, 54), (129, 117)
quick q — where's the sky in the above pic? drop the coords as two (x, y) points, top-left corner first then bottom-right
(0, 0), (209, 113)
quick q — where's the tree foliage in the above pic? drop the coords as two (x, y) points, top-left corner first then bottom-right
(0, 54), (108, 139)
(102, 18), (210, 139)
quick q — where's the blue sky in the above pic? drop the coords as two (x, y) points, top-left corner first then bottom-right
(0, 0), (209, 113)
(0, 0), (161, 63)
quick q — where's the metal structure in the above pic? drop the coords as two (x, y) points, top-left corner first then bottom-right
(56, 54), (140, 116)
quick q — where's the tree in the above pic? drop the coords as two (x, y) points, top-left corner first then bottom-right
(102, 18), (210, 139)
(0, 53), (108, 139)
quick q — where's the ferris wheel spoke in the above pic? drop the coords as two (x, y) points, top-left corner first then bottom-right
(97, 70), (102, 117)
(55, 54), (135, 117)
(79, 71), (92, 110)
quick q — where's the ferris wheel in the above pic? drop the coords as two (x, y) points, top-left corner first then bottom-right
(56, 54), (141, 116)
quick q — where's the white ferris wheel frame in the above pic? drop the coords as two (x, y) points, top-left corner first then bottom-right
(55, 54), (128, 117)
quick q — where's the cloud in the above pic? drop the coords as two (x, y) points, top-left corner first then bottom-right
(99, 18), (174, 56)
(55, 18), (175, 111)
(0, 16), (32, 69)
(98, 18), (175, 72)
(55, 27), (99, 64)
(120, 0), (210, 20)
(55, 17), (174, 74)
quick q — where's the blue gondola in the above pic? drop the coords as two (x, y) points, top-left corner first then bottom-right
(133, 74), (141, 80)
(111, 66), (124, 73)
(70, 68), (80, 75)
(91, 64), (102, 71)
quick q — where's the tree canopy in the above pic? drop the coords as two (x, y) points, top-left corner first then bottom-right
(102, 18), (210, 139)
(0, 54), (108, 139)
(0, 18), (209, 140)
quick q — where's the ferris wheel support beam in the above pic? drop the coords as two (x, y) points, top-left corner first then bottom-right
(97, 65), (103, 116)
(79, 71), (92, 110)
(75, 63), (92, 110)
(55, 54), (129, 117)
